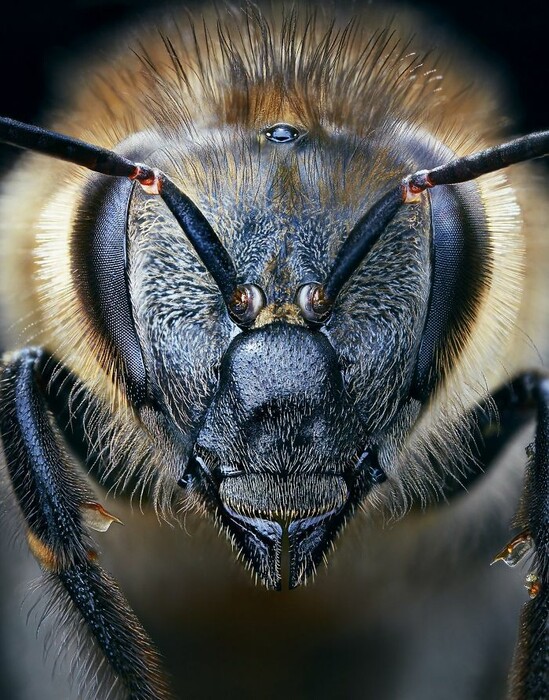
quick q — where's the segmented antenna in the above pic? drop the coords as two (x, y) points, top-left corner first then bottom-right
(0, 116), (547, 325)
(0, 116), (238, 308)
(323, 188), (403, 304)
(322, 130), (549, 314)
(0, 116), (154, 180)
(405, 131), (549, 191)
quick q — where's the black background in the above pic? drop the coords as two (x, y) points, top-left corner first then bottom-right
(0, 0), (548, 135)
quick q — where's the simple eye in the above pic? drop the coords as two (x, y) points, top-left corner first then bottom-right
(228, 284), (266, 327)
(263, 123), (300, 143)
(295, 283), (331, 325)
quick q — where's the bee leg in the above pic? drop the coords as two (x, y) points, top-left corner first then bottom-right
(500, 373), (549, 700)
(449, 373), (549, 697)
(0, 347), (172, 700)
(36, 353), (141, 496)
(427, 372), (548, 696)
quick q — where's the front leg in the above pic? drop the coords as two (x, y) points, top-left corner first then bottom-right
(504, 375), (549, 700)
(423, 371), (549, 698)
(0, 347), (171, 700)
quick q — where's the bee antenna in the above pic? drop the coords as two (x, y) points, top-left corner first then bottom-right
(405, 130), (549, 192)
(156, 176), (238, 303)
(0, 116), (238, 306)
(323, 186), (403, 304)
(321, 130), (549, 311)
(0, 116), (151, 179)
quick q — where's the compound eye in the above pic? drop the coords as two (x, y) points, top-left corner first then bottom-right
(228, 284), (266, 327)
(295, 283), (331, 325)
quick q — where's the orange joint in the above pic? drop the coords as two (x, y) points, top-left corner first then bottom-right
(525, 572), (541, 599)
(402, 169), (434, 203)
(131, 165), (163, 195)
(26, 530), (59, 572)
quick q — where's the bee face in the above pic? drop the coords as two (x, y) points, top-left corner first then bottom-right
(1, 3), (549, 699)
(78, 120), (436, 587)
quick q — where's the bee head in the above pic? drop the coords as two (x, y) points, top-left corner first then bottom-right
(68, 124), (489, 588)
(1, 99), (543, 587)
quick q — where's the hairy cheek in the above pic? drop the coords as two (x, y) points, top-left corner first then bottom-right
(333, 325), (419, 433)
(146, 329), (221, 430)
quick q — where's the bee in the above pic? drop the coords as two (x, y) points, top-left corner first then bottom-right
(0, 2), (548, 699)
